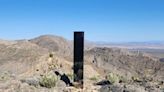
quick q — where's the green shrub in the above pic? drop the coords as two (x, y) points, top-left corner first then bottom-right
(0, 72), (10, 81)
(107, 73), (119, 84)
(39, 74), (57, 88)
(67, 73), (74, 80)
(131, 76), (141, 82)
(89, 76), (98, 81)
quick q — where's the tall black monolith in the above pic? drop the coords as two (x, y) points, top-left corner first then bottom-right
(74, 32), (84, 88)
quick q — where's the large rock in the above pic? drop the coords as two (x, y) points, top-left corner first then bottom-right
(20, 76), (40, 87)
(55, 80), (67, 92)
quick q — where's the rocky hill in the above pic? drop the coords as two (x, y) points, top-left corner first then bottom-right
(85, 47), (164, 81)
(29, 35), (73, 59)
(0, 40), (48, 75)
(0, 35), (164, 92)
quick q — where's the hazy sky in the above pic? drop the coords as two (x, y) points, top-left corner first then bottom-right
(0, 0), (164, 42)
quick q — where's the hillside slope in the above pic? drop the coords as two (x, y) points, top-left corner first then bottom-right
(85, 47), (164, 81)
(29, 35), (73, 59)
(0, 40), (48, 75)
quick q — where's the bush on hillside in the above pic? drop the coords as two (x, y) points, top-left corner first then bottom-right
(39, 74), (57, 88)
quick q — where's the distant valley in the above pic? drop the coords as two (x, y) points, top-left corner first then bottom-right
(96, 41), (164, 58)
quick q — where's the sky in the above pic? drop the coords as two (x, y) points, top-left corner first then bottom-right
(0, 0), (164, 42)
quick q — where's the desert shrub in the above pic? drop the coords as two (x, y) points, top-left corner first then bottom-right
(48, 64), (56, 70)
(89, 76), (98, 81)
(67, 73), (74, 80)
(0, 72), (10, 81)
(119, 76), (128, 83)
(131, 76), (141, 82)
(39, 74), (57, 88)
(107, 73), (119, 84)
